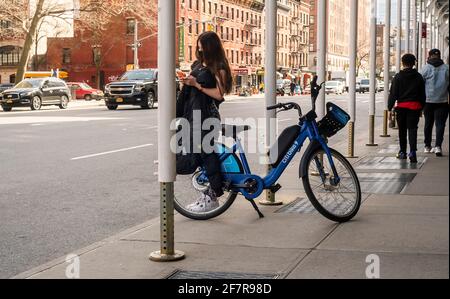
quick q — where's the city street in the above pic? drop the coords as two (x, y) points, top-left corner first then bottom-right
(0, 93), (387, 278)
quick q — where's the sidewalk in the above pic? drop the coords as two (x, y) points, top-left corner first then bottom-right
(14, 123), (449, 279)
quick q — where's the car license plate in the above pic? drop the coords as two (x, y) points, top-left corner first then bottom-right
(116, 98), (123, 103)
(6, 100), (13, 104)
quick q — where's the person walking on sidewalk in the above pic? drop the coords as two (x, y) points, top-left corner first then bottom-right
(421, 49), (449, 157)
(179, 31), (232, 213)
(388, 54), (426, 163)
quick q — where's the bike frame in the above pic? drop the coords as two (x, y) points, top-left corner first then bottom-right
(199, 117), (340, 200)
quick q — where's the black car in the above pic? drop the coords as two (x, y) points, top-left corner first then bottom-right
(0, 83), (14, 93)
(104, 69), (180, 110)
(1, 77), (71, 112)
(104, 69), (159, 110)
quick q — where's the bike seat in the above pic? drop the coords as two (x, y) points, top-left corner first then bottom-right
(222, 124), (252, 139)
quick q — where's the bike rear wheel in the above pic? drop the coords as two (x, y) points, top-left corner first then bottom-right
(174, 144), (243, 220)
(173, 172), (238, 220)
(302, 148), (361, 223)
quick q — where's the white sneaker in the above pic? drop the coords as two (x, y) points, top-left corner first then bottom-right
(188, 193), (219, 213)
(434, 147), (443, 157)
(424, 146), (433, 154)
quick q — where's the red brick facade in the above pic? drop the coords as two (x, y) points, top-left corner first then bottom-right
(46, 1), (158, 89)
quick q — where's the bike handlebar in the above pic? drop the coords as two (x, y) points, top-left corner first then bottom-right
(266, 80), (325, 119)
(267, 102), (302, 117)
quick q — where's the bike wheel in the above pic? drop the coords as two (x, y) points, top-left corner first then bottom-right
(173, 172), (238, 221)
(302, 148), (361, 223)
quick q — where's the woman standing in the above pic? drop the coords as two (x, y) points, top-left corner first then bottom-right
(179, 31), (232, 213)
(388, 54), (426, 163)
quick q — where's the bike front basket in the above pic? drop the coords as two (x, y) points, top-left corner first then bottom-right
(317, 102), (351, 138)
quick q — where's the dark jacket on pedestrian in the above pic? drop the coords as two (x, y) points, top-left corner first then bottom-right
(388, 68), (426, 111)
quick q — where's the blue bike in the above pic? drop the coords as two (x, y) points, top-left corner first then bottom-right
(174, 86), (361, 223)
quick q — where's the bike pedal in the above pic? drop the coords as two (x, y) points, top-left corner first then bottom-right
(270, 184), (282, 194)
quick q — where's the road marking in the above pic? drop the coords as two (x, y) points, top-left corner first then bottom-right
(71, 144), (153, 161)
(0, 116), (125, 125)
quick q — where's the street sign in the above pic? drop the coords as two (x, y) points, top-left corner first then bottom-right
(178, 26), (185, 62)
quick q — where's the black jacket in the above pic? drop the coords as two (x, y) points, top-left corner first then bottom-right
(388, 68), (426, 111)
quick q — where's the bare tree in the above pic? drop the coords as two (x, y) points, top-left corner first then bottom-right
(0, 0), (75, 83)
(0, 0), (156, 84)
(76, 0), (158, 88)
(356, 40), (370, 77)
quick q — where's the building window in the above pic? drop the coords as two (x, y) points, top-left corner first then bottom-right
(126, 19), (135, 34)
(188, 46), (193, 61)
(62, 48), (71, 64)
(0, 20), (12, 29)
(0, 46), (21, 66)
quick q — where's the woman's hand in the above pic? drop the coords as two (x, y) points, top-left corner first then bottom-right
(182, 76), (201, 90)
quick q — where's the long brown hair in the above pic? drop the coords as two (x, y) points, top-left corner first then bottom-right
(195, 31), (232, 94)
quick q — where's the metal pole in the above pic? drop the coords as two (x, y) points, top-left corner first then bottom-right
(367, 0), (378, 147)
(150, 0), (185, 262)
(260, 0), (282, 206)
(412, 0), (418, 57)
(134, 20), (139, 69)
(317, 0), (327, 119)
(429, 7), (434, 49)
(424, 2), (429, 63)
(381, 0), (391, 138)
(418, 0), (423, 70)
(347, 0), (358, 157)
(406, 0), (411, 52)
(396, 0), (403, 72)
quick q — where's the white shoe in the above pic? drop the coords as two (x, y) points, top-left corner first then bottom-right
(188, 193), (219, 213)
(434, 147), (443, 157)
(424, 146), (433, 154)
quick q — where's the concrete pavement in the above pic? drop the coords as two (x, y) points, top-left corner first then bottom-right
(14, 120), (449, 279)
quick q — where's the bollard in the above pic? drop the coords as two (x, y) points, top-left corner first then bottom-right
(347, 121), (358, 158)
(366, 115), (379, 147)
(149, 183), (185, 262)
(380, 110), (391, 137)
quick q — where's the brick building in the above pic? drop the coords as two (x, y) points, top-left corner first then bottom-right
(46, 0), (158, 89)
(308, 0), (371, 77)
(0, 2), (28, 84)
(178, 0), (265, 93)
(287, 0), (311, 87)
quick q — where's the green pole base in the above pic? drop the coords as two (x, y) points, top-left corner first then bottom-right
(366, 143), (379, 147)
(380, 134), (391, 138)
(149, 250), (186, 262)
(346, 155), (359, 159)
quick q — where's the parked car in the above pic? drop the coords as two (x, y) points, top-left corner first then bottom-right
(325, 81), (345, 95)
(0, 83), (14, 93)
(68, 82), (104, 101)
(104, 69), (180, 110)
(356, 81), (361, 93)
(1, 77), (71, 112)
(276, 79), (291, 96)
(378, 80), (385, 92)
(359, 78), (380, 93)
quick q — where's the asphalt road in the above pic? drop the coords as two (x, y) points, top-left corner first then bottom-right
(0, 93), (386, 278)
